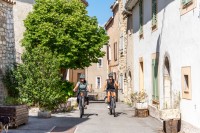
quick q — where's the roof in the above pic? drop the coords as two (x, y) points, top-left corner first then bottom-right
(125, 0), (138, 10)
(110, 1), (119, 11)
(80, 0), (88, 6)
(104, 17), (114, 30)
(2, 0), (16, 4)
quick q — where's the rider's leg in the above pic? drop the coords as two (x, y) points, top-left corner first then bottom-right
(107, 91), (111, 108)
(107, 91), (111, 103)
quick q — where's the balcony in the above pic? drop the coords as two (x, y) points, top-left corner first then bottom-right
(125, 0), (138, 10)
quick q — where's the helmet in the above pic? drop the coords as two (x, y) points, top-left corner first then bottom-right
(108, 72), (113, 77)
(79, 74), (85, 79)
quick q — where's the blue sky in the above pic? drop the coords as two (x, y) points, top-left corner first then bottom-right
(86, 0), (115, 26)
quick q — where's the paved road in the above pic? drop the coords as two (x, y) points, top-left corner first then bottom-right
(8, 101), (162, 133)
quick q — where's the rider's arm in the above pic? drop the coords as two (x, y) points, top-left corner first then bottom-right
(86, 83), (91, 92)
(73, 83), (79, 92)
(103, 81), (107, 91)
(114, 81), (119, 89)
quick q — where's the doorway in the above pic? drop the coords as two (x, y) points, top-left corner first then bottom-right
(163, 56), (172, 109)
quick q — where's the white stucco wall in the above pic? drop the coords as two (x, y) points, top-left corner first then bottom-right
(13, 0), (34, 63)
(132, 0), (200, 129)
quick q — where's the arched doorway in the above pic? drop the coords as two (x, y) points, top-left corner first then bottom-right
(163, 56), (172, 109)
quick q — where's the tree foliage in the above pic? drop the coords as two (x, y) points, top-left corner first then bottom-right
(22, 0), (108, 69)
(15, 47), (73, 110)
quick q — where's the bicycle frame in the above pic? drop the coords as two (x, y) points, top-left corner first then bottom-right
(78, 90), (87, 118)
(107, 90), (116, 117)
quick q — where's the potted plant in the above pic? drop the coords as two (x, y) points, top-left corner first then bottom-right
(130, 91), (148, 109)
(159, 90), (181, 133)
(0, 66), (29, 127)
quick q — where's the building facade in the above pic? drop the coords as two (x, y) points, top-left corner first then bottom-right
(85, 45), (108, 99)
(105, 0), (134, 102)
(125, 0), (200, 132)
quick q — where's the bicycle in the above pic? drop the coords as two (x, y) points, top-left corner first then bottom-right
(78, 90), (88, 118)
(107, 90), (116, 117)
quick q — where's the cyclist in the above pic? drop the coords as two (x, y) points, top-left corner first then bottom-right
(73, 74), (89, 107)
(103, 72), (119, 108)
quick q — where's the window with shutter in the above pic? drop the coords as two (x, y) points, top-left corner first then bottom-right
(152, 0), (157, 30)
(180, 0), (196, 15)
(139, 0), (143, 38)
(182, 0), (193, 7)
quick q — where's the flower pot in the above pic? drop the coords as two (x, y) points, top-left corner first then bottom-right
(0, 105), (29, 127)
(159, 109), (180, 120)
(38, 110), (51, 118)
(135, 102), (148, 109)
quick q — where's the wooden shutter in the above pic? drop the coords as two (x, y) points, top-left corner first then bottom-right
(152, 0), (157, 27)
(152, 59), (159, 101)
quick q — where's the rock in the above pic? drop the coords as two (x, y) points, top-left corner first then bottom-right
(68, 97), (77, 107)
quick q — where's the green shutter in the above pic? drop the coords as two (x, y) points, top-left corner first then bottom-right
(152, 59), (159, 101)
(182, 0), (186, 4)
(182, 0), (192, 6)
(152, 0), (157, 26)
(139, 0), (143, 35)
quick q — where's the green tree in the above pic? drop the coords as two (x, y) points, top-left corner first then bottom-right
(22, 0), (108, 69)
(15, 47), (68, 110)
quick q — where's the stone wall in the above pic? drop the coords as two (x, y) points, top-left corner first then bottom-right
(0, 1), (16, 104)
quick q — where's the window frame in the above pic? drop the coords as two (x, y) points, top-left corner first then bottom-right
(180, 0), (196, 15)
(114, 42), (118, 61)
(96, 76), (101, 89)
(151, 53), (159, 104)
(181, 66), (192, 100)
(97, 58), (103, 68)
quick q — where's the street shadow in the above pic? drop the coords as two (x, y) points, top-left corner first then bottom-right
(114, 112), (128, 117)
(8, 115), (89, 133)
(83, 113), (98, 118)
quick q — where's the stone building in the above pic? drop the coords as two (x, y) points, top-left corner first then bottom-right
(125, 0), (200, 132)
(85, 45), (108, 99)
(0, 0), (16, 104)
(105, 0), (133, 102)
(105, 1), (121, 101)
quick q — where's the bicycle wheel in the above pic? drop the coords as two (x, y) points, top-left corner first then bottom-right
(111, 97), (116, 117)
(79, 97), (83, 118)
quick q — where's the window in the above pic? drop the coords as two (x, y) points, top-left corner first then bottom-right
(97, 58), (103, 68)
(182, 0), (193, 7)
(152, 0), (157, 30)
(114, 42), (117, 61)
(182, 67), (192, 100)
(96, 76), (101, 89)
(139, 0), (144, 38)
(120, 34), (124, 54)
(181, 0), (196, 15)
(77, 73), (81, 82)
(139, 58), (144, 91)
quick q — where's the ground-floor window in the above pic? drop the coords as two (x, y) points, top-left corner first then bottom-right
(139, 58), (144, 91)
(182, 66), (192, 100)
(96, 76), (101, 89)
